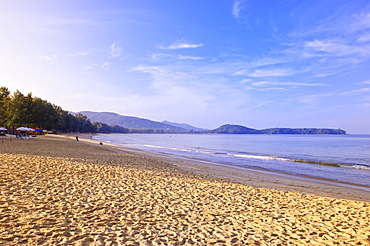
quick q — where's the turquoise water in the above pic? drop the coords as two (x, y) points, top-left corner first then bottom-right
(93, 134), (370, 187)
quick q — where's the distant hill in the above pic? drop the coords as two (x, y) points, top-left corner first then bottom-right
(260, 128), (346, 134)
(208, 124), (346, 134)
(162, 120), (208, 132)
(79, 111), (186, 132)
(208, 124), (260, 134)
(77, 112), (346, 135)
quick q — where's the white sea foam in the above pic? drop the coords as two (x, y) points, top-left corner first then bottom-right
(344, 165), (370, 171)
(144, 144), (192, 153)
(231, 153), (290, 162)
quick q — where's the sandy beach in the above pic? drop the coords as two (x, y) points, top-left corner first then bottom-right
(0, 135), (369, 245)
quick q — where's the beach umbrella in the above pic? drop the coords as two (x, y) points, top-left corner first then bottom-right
(0, 127), (6, 131)
(16, 127), (29, 131)
(16, 127), (35, 131)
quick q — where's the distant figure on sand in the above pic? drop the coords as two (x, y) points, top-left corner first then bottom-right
(76, 136), (79, 141)
(100, 142), (103, 145)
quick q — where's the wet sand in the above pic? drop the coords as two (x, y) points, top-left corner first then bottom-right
(0, 134), (369, 245)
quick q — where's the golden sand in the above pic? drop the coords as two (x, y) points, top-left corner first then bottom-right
(0, 135), (369, 245)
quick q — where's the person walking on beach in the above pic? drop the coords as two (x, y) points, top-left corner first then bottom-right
(76, 136), (79, 141)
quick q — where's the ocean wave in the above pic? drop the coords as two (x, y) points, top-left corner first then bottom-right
(139, 143), (368, 170)
(143, 144), (223, 156)
(343, 165), (370, 171)
(143, 144), (192, 153)
(229, 153), (342, 167)
(230, 153), (290, 162)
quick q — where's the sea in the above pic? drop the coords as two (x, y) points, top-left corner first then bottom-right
(93, 134), (370, 188)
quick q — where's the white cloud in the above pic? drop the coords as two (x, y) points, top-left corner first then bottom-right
(110, 41), (122, 58)
(130, 65), (160, 73)
(258, 87), (286, 92)
(239, 79), (252, 84)
(349, 12), (370, 32)
(128, 62), (264, 123)
(78, 51), (90, 56)
(251, 81), (327, 87)
(248, 68), (294, 77)
(101, 62), (111, 70)
(357, 33), (370, 42)
(339, 88), (370, 96)
(294, 93), (335, 104)
(359, 79), (370, 85)
(313, 71), (336, 78)
(150, 53), (174, 61)
(37, 55), (57, 61)
(232, 0), (244, 19)
(232, 69), (249, 76)
(160, 39), (203, 50)
(178, 55), (203, 60)
(302, 39), (358, 56)
(149, 53), (203, 61)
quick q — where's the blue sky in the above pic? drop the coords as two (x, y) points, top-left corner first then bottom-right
(1, 0), (370, 133)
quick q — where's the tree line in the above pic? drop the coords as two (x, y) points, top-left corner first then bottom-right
(0, 87), (128, 133)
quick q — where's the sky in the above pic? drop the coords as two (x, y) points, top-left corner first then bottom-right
(1, 0), (370, 133)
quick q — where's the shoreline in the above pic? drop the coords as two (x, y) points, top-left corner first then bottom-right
(1, 134), (369, 245)
(74, 133), (370, 202)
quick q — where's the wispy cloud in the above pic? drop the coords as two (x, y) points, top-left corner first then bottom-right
(37, 55), (57, 61)
(67, 50), (97, 57)
(301, 39), (370, 57)
(339, 88), (370, 96)
(357, 33), (370, 42)
(149, 53), (203, 61)
(349, 11), (370, 32)
(110, 41), (123, 58)
(274, 6), (370, 84)
(294, 92), (335, 104)
(257, 87), (287, 92)
(232, 0), (244, 19)
(160, 39), (203, 50)
(251, 81), (327, 87)
(129, 63), (263, 119)
(248, 68), (295, 77)
(77, 51), (90, 56)
(130, 65), (161, 73)
(359, 79), (370, 85)
(101, 62), (111, 70)
(178, 55), (203, 60)
(232, 69), (249, 76)
(150, 53), (174, 61)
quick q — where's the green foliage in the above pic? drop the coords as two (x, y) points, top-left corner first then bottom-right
(0, 87), (11, 126)
(0, 87), (133, 134)
(4, 90), (33, 126)
(93, 122), (129, 133)
(25, 98), (58, 129)
(0, 87), (96, 133)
